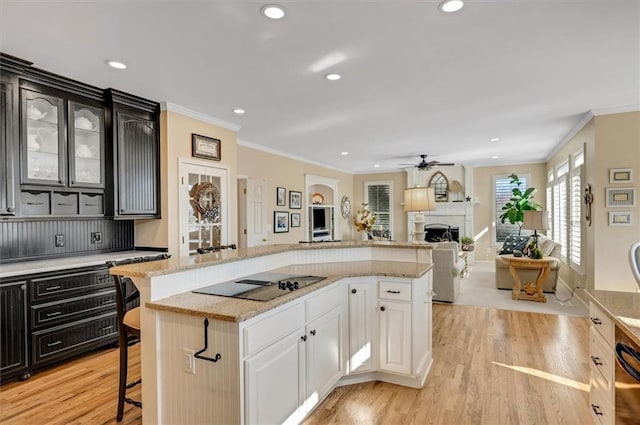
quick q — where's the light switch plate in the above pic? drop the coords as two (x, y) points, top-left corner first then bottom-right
(55, 234), (65, 247)
(183, 349), (195, 374)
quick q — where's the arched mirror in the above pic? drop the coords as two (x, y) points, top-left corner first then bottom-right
(429, 171), (449, 202)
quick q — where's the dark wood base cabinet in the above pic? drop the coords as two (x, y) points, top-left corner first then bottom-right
(0, 265), (120, 383)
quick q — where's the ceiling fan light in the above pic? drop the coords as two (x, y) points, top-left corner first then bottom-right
(439, 0), (464, 13)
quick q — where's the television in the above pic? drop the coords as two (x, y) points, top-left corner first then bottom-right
(312, 208), (326, 230)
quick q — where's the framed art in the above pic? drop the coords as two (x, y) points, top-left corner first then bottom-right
(276, 187), (286, 206)
(192, 134), (221, 161)
(609, 211), (632, 226)
(289, 191), (302, 209)
(274, 211), (289, 233)
(609, 168), (632, 184)
(605, 187), (636, 207)
(291, 212), (301, 227)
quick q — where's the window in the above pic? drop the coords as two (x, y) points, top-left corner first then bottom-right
(428, 172), (449, 202)
(494, 174), (529, 243)
(365, 181), (392, 237)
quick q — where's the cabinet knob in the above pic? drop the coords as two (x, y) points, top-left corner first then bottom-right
(590, 317), (602, 325)
(310, 330), (316, 336)
(380, 306), (386, 312)
(591, 404), (603, 416)
(351, 288), (357, 294)
(300, 335), (307, 342)
(590, 355), (603, 366)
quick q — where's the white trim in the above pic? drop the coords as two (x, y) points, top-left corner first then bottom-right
(238, 139), (353, 175)
(590, 104), (640, 116)
(161, 102), (241, 131)
(545, 111), (594, 162)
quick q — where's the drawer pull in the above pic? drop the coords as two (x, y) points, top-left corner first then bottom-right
(84, 203), (98, 207)
(46, 311), (62, 317)
(27, 202), (45, 206)
(101, 325), (114, 332)
(590, 355), (603, 366)
(386, 290), (401, 294)
(590, 317), (602, 325)
(591, 404), (603, 416)
(45, 285), (62, 291)
(47, 340), (63, 347)
(56, 203), (74, 206)
(101, 300), (115, 306)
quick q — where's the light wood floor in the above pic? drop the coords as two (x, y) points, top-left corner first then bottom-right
(0, 304), (592, 425)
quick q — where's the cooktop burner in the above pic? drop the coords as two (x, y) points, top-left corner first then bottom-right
(192, 272), (327, 302)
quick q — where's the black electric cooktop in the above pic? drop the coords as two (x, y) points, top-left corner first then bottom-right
(192, 272), (326, 302)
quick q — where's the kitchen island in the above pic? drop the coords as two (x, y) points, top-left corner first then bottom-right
(110, 241), (433, 424)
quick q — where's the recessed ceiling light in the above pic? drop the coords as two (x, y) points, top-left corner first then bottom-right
(373, 164), (380, 168)
(107, 60), (127, 70)
(341, 151), (349, 156)
(491, 155), (499, 159)
(439, 0), (464, 13)
(325, 73), (341, 81)
(233, 108), (245, 115)
(261, 5), (285, 19)
(490, 137), (500, 142)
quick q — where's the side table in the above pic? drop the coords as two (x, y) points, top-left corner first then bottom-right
(458, 251), (469, 278)
(501, 255), (555, 303)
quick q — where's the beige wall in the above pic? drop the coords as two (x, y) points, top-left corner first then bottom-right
(135, 110), (238, 255)
(472, 163), (548, 261)
(237, 145), (354, 244)
(353, 172), (408, 242)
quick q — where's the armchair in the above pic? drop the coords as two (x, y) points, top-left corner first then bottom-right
(430, 242), (466, 302)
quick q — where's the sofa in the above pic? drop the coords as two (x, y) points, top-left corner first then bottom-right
(495, 234), (561, 293)
(430, 242), (466, 303)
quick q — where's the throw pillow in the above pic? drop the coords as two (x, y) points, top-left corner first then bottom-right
(499, 235), (530, 255)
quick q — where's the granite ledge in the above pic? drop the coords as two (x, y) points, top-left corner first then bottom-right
(146, 261), (432, 322)
(585, 289), (640, 346)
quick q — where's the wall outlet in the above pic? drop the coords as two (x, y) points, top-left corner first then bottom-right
(55, 234), (65, 247)
(183, 349), (195, 374)
(91, 232), (103, 244)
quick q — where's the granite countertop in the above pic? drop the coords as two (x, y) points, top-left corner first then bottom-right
(146, 261), (432, 322)
(0, 250), (165, 278)
(586, 289), (640, 346)
(109, 241), (433, 278)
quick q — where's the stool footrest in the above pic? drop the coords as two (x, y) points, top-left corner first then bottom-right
(126, 379), (141, 389)
(124, 397), (142, 409)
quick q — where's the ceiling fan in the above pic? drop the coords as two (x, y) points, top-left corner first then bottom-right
(401, 154), (455, 171)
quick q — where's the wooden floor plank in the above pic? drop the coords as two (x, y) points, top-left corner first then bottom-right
(0, 304), (591, 424)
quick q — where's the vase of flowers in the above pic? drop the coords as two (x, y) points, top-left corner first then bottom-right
(353, 203), (376, 240)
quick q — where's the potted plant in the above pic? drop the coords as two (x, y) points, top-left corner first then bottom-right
(498, 173), (542, 235)
(460, 236), (475, 251)
(353, 203), (376, 241)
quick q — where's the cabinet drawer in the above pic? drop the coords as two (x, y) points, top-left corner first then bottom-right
(80, 193), (103, 215)
(307, 282), (343, 322)
(52, 192), (78, 215)
(31, 289), (116, 329)
(379, 280), (411, 301)
(31, 269), (112, 303)
(589, 302), (614, 347)
(31, 312), (118, 365)
(590, 369), (614, 425)
(243, 302), (305, 358)
(20, 190), (50, 215)
(589, 327), (614, 389)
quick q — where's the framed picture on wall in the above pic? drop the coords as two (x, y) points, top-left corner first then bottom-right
(289, 191), (302, 209)
(605, 187), (636, 207)
(609, 168), (632, 184)
(192, 134), (221, 161)
(609, 211), (632, 226)
(274, 211), (289, 233)
(276, 187), (286, 206)
(291, 212), (301, 228)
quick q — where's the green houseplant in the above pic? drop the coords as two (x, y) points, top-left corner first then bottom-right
(460, 236), (475, 251)
(498, 173), (542, 234)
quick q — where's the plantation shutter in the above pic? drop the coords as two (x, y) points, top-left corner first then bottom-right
(552, 176), (568, 260)
(569, 168), (582, 268)
(495, 176), (528, 242)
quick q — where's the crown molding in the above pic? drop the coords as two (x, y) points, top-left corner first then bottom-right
(545, 111), (595, 162)
(590, 104), (640, 116)
(237, 139), (353, 175)
(161, 102), (241, 131)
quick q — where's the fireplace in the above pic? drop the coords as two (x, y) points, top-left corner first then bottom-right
(424, 223), (460, 242)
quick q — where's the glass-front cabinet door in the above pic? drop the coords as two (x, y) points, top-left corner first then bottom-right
(22, 90), (65, 185)
(69, 102), (104, 187)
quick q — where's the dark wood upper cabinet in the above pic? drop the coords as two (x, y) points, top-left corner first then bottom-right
(105, 89), (160, 219)
(0, 72), (19, 216)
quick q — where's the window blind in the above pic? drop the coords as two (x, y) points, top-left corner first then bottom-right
(366, 184), (391, 231)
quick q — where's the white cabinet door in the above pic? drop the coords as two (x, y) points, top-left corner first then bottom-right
(244, 331), (305, 425)
(379, 301), (412, 375)
(306, 307), (344, 408)
(348, 281), (376, 373)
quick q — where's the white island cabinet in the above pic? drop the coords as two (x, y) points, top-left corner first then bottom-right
(110, 242), (433, 425)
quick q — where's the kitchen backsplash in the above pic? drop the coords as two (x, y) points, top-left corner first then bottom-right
(0, 219), (134, 262)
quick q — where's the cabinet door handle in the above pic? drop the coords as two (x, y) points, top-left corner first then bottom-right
(45, 285), (62, 291)
(101, 325), (114, 332)
(47, 340), (63, 347)
(27, 202), (45, 206)
(386, 290), (401, 294)
(380, 306), (386, 312)
(590, 404), (603, 416)
(310, 330), (316, 336)
(351, 288), (357, 294)
(590, 355), (603, 366)
(57, 203), (74, 206)
(300, 335), (307, 342)
(101, 300), (115, 306)
(46, 311), (62, 317)
(590, 317), (602, 325)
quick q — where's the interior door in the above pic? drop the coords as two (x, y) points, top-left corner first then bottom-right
(246, 178), (268, 247)
(179, 161), (228, 257)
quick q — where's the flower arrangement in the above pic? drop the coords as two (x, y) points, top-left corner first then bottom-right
(353, 203), (376, 232)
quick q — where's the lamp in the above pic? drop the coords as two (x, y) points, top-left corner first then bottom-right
(522, 210), (549, 256)
(404, 187), (436, 242)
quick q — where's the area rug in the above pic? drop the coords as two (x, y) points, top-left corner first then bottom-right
(451, 261), (588, 317)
